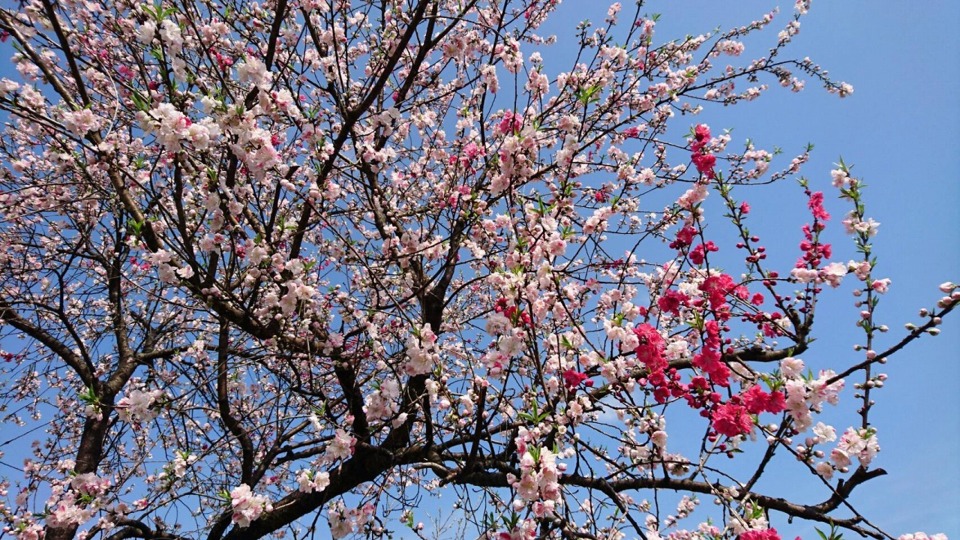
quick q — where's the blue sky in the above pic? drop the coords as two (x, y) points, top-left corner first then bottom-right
(607, 0), (960, 536)
(538, 0), (958, 536)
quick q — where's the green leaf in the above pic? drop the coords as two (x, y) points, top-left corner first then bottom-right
(577, 84), (602, 105)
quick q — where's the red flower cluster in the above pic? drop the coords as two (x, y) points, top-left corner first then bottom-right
(712, 385), (785, 438)
(699, 273), (746, 313)
(494, 298), (532, 327)
(740, 529), (782, 540)
(657, 290), (690, 316)
(562, 369), (592, 389)
(634, 323), (666, 373)
(633, 324), (685, 403)
(796, 223), (832, 269)
(669, 225), (698, 249)
(712, 402), (753, 437)
(692, 320), (731, 386)
(807, 191), (830, 222)
(690, 124), (717, 179)
(741, 384), (786, 415)
(689, 240), (719, 265)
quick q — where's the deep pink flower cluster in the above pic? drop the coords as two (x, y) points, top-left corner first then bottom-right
(742, 384), (786, 415)
(452, 141), (485, 168)
(657, 289), (690, 316)
(795, 190), (833, 269)
(796, 223), (832, 269)
(633, 323), (685, 403)
(712, 402), (753, 437)
(712, 385), (785, 438)
(498, 111), (523, 135)
(692, 319), (731, 386)
(633, 323), (666, 373)
(807, 191), (830, 222)
(690, 124), (717, 179)
(669, 225), (698, 249)
(740, 529), (782, 540)
(562, 369), (592, 389)
(699, 273), (748, 316)
(494, 297), (532, 328)
(689, 240), (719, 265)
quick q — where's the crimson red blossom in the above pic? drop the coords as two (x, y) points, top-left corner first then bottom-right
(691, 123), (718, 178)
(742, 384), (787, 415)
(657, 290), (690, 316)
(712, 402), (754, 438)
(693, 320), (732, 386)
(562, 369), (591, 389)
(740, 529), (783, 540)
(670, 225), (699, 249)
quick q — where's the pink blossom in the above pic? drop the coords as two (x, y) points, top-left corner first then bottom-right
(712, 402), (753, 437)
(116, 388), (164, 423)
(236, 56), (270, 87)
(742, 385), (786, 415)
(562, 369), (589, 389)
(296, 470), (331, 493)
(70, 472), (110, 498)
(898, 533), (948, 540)
(62, 109), (102, 136)
(230, 484), (272, 528)
(871, 278), (891, 294)
(820, 261), (847, 288)
(740, 529), (782, 540)
(807, 191), (830, 221)
(46, 493), (92, 528)
(498, 111), (523, 135)
(834, 427), (880, 467)
(325, 428), (356, 462)
(678, 184), (709, 209)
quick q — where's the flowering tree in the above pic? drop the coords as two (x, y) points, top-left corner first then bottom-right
(0, 0), (955, 539)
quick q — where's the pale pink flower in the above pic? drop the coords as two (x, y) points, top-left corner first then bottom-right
(296, 470), (331, 493)
(780, 357), (804, 379)
(236, 57), (270, 87)
(834, 427), (880, 467)
(230, 484), (272, 528)
(820, 261), (847, 288)
(116, 388), (164, 423)
(871, 278), (891, 294)
(815, 461), (834, 479)
(899, 533), (948, 540)
(325, 428), (355, 462)
(62, 109), (101, 136)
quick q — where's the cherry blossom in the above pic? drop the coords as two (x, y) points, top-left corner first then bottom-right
(0, 1), (952, 539)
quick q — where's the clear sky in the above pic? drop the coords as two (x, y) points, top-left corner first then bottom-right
(538, 0), (959, 537)
(582, 1), (960, 536)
